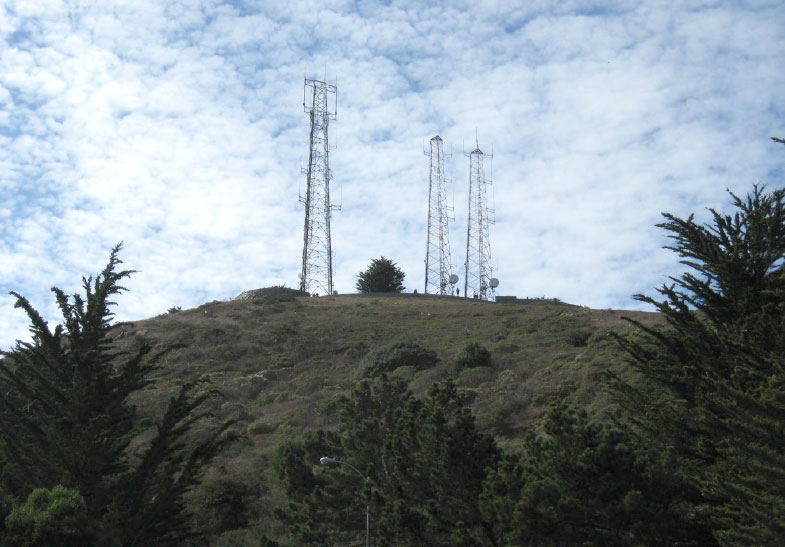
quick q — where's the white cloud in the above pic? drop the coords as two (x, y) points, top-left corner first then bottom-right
(1, 0), (784, 348)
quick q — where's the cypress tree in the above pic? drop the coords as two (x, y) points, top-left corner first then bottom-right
(611, 186), (785, 544)
(0, 244), (236, 546)
(479, 404), (711, 546)
(355, 257), (406, 293)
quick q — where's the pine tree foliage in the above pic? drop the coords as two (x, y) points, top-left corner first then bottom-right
(273, 375), (498, 546)
(0, 244), (237, 546)
(480, 405), (712, 546)
(612, 185), (785, 545)
(355, 256), (406, 293)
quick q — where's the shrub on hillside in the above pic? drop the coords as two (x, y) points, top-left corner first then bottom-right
(5, 485), (90, 547)
(457, 366), (495, 388)
(356, 341), (438, 379)
(567, 327), (591, 347)
(455, 341), (492, 369)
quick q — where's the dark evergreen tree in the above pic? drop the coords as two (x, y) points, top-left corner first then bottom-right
(373, 380), (497, 547)
(480, 405), (712, 546)
(0, 245), (237, 546)
(355, 257), (406, 293)
(611, 185), (785, 545)
(273, 375), (499, 546)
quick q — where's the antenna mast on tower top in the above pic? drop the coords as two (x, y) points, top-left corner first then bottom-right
(299, 78), (339, 296)
(424, 135), (455, 295)
(464, 137), (495, 301)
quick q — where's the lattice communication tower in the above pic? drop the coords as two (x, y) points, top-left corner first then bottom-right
(299, 78), (339, 296)
(464, 140), (495, 300)
(424, 135), (455, 294)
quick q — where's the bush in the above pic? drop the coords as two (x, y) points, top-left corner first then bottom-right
(457, 366), (495, 388)
(247, 421), (277, 436)
(356, 342), (438, 379)
(390, 365), (417, 382)
(5, 486), (90, 547)
(566, 327), (591, 347)
(455, 342), (492, 369)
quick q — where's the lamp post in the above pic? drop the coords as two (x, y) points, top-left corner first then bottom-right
(320, 456), (370, 547)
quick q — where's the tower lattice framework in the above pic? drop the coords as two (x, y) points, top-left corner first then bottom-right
(299, 78), (338, 296)
(464, 141), (494, 300)
(424, 135), (454, 295)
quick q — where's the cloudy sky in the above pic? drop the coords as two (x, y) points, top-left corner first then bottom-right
(1, 0), (784, 349)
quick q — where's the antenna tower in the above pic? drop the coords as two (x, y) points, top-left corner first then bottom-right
(464, 138), (495, 301)
(424, 135), (454, 294)
(299, 78), (339, 296)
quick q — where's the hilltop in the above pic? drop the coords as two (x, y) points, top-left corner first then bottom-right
(112, 291), (661, 544)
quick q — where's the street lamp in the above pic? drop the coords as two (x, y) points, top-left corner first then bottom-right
(320, 456), (370, 547)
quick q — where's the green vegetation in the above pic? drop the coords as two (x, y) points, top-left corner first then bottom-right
(92, 289), (655, 545)
(356, 341), (438, 379)
(480, 405), (709, 546)
(3, 181), (783, 546)
(266, 184), (785, 546)
(270, 376), (498, 546)
(0, 246), (236, 546)
(611, 185), (785, 544)
(356, 256), (406, 293)
(4, 486), (89, 547)
(455, 341), (492, 369)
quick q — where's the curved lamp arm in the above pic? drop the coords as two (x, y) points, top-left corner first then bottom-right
(319, 456), (368, 482)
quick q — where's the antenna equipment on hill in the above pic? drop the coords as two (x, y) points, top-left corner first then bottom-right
(424, 135), (455, 295)
(464, 136), (496, 301)
(299, 78), (339, 296)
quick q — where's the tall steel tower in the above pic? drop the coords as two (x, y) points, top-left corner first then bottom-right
(464, 139), (495, 300)
(424, 135), (455, 295)
(299, 78), (338, 296)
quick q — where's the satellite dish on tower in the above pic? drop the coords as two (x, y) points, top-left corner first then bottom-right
(489, 278), (499, 289)
(449, 274), (459, 285)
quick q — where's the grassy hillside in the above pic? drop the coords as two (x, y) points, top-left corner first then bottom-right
(114, 292), (662, 544)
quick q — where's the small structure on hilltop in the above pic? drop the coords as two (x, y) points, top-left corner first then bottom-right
(235, 286), (309, 300)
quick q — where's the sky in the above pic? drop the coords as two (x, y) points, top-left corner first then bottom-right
(1, 0), (784, 349)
